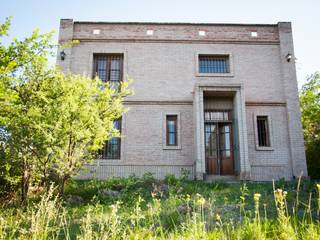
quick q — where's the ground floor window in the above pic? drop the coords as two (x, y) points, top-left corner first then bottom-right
(166, 115), (178, 146)
(256, 116), (270, 147)
(99, 119), (121, 159)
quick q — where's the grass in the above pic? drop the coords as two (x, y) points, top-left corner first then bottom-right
(0, 174), (319, 239)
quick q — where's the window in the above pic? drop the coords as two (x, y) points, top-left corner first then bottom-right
(199, 55), (230, 73)
(204, 110), (231, 121)
(256, 116), (270, 147)
(166, 115), (178, 146)
(93, 54), (123, 88)
(99, 119), (121, 159)
(163, 113), (181, 150)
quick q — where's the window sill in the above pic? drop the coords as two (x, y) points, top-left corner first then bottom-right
(196, 73), (234, 77)
(163, 145), (181, 150)
(255, 146), (274, 151)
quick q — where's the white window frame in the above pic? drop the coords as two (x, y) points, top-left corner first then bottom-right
(162, 112), (182, 150)
(253, 113), (274, 151)
(195, 52), (234, 77)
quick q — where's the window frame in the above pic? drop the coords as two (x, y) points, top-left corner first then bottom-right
(92, 53), (124, 84)
(199, 55), (230, 74)
(256, 116), (270, 147)
(253, 113), (274, 151)
(166, 115), (178, 146)
(195, 52), (234, 77)
(98, 118), (122, 160)
(163, 112), (181, 150)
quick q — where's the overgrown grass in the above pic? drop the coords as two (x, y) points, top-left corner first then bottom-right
(0, 175), (319, 239)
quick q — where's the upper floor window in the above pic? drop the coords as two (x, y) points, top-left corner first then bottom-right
(199, 55), (230, 73)
(256, 116), (270, 147)
(98, 119), (121, 159)
(166, 115), (178, 146)
(93, 54), (123, 86)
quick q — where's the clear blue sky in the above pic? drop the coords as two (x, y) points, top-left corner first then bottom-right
(1, 0), (319, 87)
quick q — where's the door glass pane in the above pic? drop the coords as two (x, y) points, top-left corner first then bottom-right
(219, 131), (225, 149)
(205, 125), (211, 146)
(225, 132), (230, 150)
(225, 150), (231, 157)
(205, 124), (217, 158)
(219, 124), (231, 157)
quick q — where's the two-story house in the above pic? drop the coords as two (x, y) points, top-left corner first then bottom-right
(57, 19), (308, 181)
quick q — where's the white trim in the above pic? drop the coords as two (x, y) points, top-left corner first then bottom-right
(253, 112), (274, 151)
(195, 52), (234, 77)
(162, 112), (182, 150)
(194, 83), (250, 179)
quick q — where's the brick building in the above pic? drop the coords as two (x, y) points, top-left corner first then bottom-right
(57, 19), (308, 181)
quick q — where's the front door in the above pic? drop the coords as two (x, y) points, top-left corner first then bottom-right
(205, 122), (234, 175)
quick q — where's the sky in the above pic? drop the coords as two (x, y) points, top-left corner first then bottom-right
(1, 0), (319, 88)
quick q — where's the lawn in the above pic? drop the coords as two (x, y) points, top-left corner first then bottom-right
(0, 174), (319, 239)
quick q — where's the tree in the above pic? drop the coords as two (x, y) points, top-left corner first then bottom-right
(36, 71), (131, 195)
(0, 17), (54, 201)
(300, 72), (320, 179)
(0, 18), (131, 200)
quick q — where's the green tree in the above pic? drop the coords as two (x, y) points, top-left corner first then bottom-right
(0, 17), (54, 200)
(37, 71), (131, 195)
(300, 72), (320, 179)
(0, 18), (131, 200)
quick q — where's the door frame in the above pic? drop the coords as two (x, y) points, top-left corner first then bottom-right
(193, 85), (250, 180)
(204, 112), (234, 176)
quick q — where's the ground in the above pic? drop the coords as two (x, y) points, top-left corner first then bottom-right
(0, 174), (319, 239)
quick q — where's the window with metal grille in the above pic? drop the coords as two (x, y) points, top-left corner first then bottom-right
(199, 55), (230, 73)
(93, 54), (123, 87)
(166, 115), (178, 146)
(204, 110), (231, 121)
(257, 116), (270, 147)
(98, 119), (121, 159)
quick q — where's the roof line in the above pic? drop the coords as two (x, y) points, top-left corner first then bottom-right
(72, 21), (279, 27)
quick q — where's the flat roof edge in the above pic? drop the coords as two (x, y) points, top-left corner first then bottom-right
(72, 21), (279, 27)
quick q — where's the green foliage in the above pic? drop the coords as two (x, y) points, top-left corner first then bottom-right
(1, 178), (320, 239)
(0, 17), (132, 200)
(0, 17), (55, 197)
(300, 72), (320, 179)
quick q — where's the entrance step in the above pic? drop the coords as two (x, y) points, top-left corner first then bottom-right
(205, 175), (238, 183)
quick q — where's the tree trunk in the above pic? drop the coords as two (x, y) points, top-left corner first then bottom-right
(21, 167), (30, 203)
(59, 175), (69, 196)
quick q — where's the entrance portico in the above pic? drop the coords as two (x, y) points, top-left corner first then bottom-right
(193, 83), (251, 180)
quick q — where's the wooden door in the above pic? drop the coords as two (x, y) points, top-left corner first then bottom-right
(205, 123), (218, 174)
(219, 123), (234, 175)
(205, 122), (234, 175)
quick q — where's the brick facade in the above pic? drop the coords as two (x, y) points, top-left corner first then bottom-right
(57, 19), (308, 181)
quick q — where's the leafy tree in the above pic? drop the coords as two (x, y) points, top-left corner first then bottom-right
(36, 71), (131, 195)
(0, 18), (131, 200)
(0, 17), (54, 200)
(300, 72), (320, 179)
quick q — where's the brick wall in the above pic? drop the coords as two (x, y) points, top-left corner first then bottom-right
(71, 22), (279, 43)
(58, 19), (307, 180)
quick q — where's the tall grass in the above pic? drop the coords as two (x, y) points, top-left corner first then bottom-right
(0, 177), (319, 239)
(0, 186), (68, 239)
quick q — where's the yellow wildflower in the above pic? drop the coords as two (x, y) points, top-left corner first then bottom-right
(197, 196), (206, 205)
(254, 193), (261, 202)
